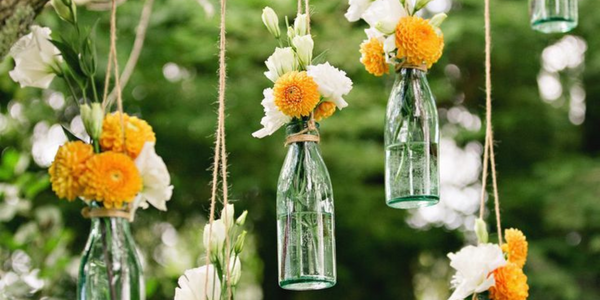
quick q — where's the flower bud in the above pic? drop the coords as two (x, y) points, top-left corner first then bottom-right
(292, 35), (314, 67)
(236, 210), (248, 226)
(80, 103), (104, 140)
(287, 26), (296, 39)
(294, 14), (308, 36)
(415, 0), (433, 11)
(429, 13), (447, 28)
(51, 0), (77, 24)
(234, 230), (247, 254)
(221, 203), (235, 230)
(475, 218), (489, 244)
(262, 7), (280, 38)
(228, 256), (242, 285)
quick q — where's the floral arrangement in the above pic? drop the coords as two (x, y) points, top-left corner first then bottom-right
(175, 204), (248, 300)
(252, 7), (353, 138)
(7, 0), (173, 216)
(447, 219), (529, 300)
(345, 0), (447, 76)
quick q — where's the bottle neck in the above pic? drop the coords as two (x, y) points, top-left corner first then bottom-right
(285, 120), (320, 137)
(396, 67), (426, 80)
(90, 217), (132, 238)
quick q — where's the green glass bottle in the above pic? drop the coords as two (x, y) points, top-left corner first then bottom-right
(530, 0), (578, 33)
(385, 68), (440, 209)
(78, 215), (144, 300)
(277, 120), (336, 290)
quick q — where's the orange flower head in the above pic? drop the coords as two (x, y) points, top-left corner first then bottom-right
(360, 38), (389, 76)
(314, 101), (337, 121)
(502, 228), (528, 268)
(395, 16), (444, 68)
(273, 71), (321, 118)
(49, 141), (94, 201)
(489, 262), (529, 300)
(79, 152), (142, 208)
(100, 112), (156, 159)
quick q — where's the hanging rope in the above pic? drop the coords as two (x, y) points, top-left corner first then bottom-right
(203, 0), (232, 297)
(478, 0), (503, 245)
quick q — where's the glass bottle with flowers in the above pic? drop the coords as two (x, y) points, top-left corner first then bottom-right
(345, 0), (446, 209)
(253, 7), (353, 291)
(6, 1), (173, 299)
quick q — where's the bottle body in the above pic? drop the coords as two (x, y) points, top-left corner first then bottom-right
(385, 68), (440, 209)
(78, 217), (144, 300)
(530, 0), (578, 33)
(277, 121), (336, 290)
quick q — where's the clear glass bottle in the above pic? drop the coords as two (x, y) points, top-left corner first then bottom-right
(276, 121), (336, 291)
(530, 0), (578, 33)
(385, 68), (439, 209)
(78, 215), (144, 300)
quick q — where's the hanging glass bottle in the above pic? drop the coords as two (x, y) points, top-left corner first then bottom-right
(385, 67), (440, 209)
(530, 0), (578, 33)
(277, 120), (336, 290)
(78, 209), (144, 300)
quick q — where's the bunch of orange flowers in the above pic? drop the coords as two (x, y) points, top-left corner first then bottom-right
(49, 112), (155, 209)
(346, 0), (446, 76)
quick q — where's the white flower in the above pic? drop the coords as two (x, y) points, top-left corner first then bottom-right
(174, 265), (221, 300)
(262, 7), (280, 38)
(447, 244), (507, 300)
(294, 14), (308, 36)
(228, 256), (242, 285)
(252, 88), (291, 138)
(362, 0), (407, 34)
(203, 219), (227, 254)
(264, 47), (297, 82)
(80, 103), (104, 140)
(221, 203), (234, 229)
(133, 142), (173, 212)
(345, 0), (372, 22)
(307, 62), (353, 109)
(9, 26), (63, 89)
(292, 35), (314, 67)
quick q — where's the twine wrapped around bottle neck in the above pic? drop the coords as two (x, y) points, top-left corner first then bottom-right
(284, 117), (320, 147)
(395, 62), (428, 72)
(81, 207), (132, 220)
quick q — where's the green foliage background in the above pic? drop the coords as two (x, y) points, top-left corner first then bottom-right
(1, 0), (599, 299)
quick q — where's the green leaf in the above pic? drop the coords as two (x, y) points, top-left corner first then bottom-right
(61, 125), (86, 143)
(50, 38), (85, 80)
(312, 49), (329, 65)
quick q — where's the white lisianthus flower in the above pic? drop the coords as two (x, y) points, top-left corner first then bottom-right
(292, 35), (314, 67)
(345, 0), (372, 22)
(221, 203), (235, 229)
(9, 26), (63, 89)
(307, 62), (353, 109)
(264, 47), (297, 82)
(203, 219), (227, 254)
(447, 244), (507, 300)
(362, 0), (407, 34)
(294, 14), (308, 36)
(261, 7), (280, 38)
(174, 265), (221, 300)
(252, 88), (291, 138)
(133, 142), (173, 213)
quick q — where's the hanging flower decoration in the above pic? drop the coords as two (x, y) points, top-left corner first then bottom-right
(346, 0), (447, 75)
(7, 0), (173, 218)
(252, 7), (353, 138)
(448, 219), (529, 300)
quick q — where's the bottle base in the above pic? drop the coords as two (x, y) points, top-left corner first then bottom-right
(279, 276), (336, 291)
(386, 195), (439, 209)
(531, 17), (577, 34)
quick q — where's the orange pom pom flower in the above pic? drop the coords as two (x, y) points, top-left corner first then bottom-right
(489, 262), (529, 300)
(49, 141), (94, 201)
(360, 38), (389, 76)
(314, 101), (337, 121)
(273, 71), (321, 118)
(502, 228), (528, 268)
(395, 16), (444, 68)
(100, 112), (156, 159)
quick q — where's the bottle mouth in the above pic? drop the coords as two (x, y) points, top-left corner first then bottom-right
(285, 119), (320, 135)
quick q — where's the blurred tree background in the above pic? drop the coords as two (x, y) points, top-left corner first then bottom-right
(1, 0), (599, 299)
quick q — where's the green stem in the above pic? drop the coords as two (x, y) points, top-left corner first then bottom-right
(90, 76), (100, 103)
(100, 219), (117, 300)
(59, 67), (80, 104)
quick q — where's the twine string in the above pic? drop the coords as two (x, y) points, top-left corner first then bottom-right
(81, 207), (131, 219)
(478, 0), (503, 245)
(395, 62), (428, 72)
(204, 0), (232, 297)
(284, 116), (320, 146)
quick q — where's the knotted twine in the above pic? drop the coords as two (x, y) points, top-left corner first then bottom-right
(203, 0), (233, 297)
(478, 0), (503, 246)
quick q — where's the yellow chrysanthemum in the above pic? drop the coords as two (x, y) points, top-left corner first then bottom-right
(314, 101), (337, 121)
(273, 71), (321, 118)
(100, 112), (156, 159)
(502, 228), (528, 268)
(79, 152), (142, 208)
(489, 262), (529, 300)
(395, 16), (444, 68)
(360, 38), (389, 76)
(49, 141), (94, 201)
